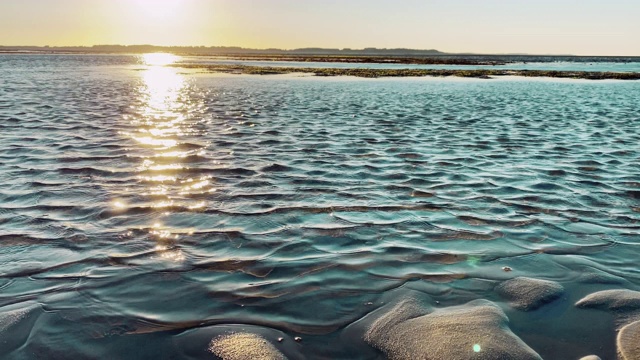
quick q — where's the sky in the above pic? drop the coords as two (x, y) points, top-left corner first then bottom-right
(0, 0), (639, 55)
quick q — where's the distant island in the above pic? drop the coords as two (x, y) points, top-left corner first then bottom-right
(2, 45), (638, 67)
(0, 44), (445, 56)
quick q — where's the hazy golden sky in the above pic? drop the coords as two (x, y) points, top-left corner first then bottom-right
(1, 0), (639, 55)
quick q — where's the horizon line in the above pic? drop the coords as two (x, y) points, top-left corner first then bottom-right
(1, 44), (630, 57)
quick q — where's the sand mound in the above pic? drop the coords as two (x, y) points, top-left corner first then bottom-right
(495, 277), (564, 311)
(365, 299), (542, 360)
(209, 333), (286, 360)
(575, 290), (640, 311)
(0, 306), (32, 332)
(617, 320), (640, 360)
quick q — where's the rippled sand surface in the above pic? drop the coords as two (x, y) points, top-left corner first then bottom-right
(1, 54), (640, 359)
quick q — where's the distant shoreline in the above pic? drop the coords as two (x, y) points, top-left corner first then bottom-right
(3, 49), (639, 78)
(0, 51), (506, 66)
(1, 46), (640, 65)
(173, 63), (640, 80)
(3, 51), (640, 67)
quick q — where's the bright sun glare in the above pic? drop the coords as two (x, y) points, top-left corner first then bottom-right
(143, 53), (179, 66)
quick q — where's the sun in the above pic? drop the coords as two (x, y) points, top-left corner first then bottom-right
(132, 0), (186, 20)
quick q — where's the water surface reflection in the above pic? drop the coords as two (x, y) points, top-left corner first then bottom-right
(121, 54), (214, 262)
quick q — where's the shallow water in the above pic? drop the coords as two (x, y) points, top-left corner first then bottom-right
(1, 54), (640, 359)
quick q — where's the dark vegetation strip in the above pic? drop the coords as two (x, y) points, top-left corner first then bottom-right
(174, 64), (640, 80)
(210, 55), (507, 65)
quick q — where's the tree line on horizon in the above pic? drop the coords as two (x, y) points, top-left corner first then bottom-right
(0, 44), (445, 56)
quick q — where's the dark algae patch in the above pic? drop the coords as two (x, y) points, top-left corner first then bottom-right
(206, 55), (508, 66)
(175, 63), (640, 80)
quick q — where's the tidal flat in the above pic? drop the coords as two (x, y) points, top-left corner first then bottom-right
(174, 63), (640, 80)
(1, 54), (640, 359)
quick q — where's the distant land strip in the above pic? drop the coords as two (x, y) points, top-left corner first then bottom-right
(209, 55), (508, 65)
(0, 44), (446, 56)
(173, 64), (640, 80)
(2, 45), (640, 64)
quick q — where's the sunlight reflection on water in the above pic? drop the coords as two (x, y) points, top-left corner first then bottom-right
(121, 54), (214, 262)
(142, 53), (180, 67)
